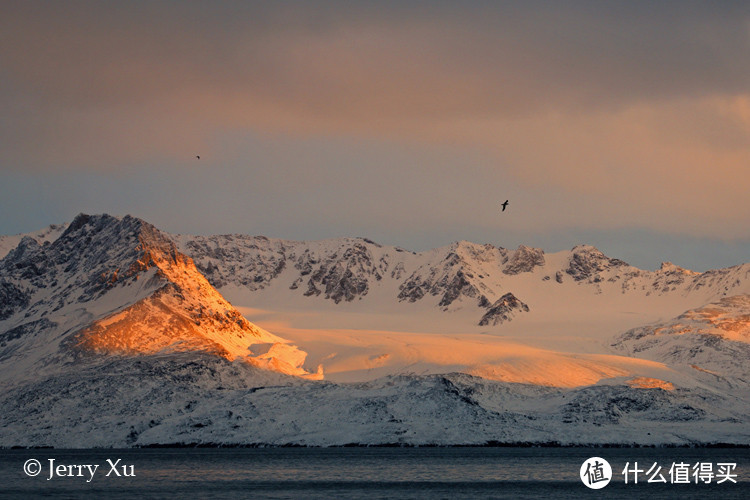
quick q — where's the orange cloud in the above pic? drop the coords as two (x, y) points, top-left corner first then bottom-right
(1, 2), (748, 241)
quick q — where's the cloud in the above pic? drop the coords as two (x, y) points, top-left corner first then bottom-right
(4, 2), (749, 117)
(1, 1), (748, 244)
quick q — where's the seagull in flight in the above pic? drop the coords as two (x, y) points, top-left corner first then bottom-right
(501, 200), (509, 212)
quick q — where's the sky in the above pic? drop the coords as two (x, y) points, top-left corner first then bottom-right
(1, 1), (749, 271)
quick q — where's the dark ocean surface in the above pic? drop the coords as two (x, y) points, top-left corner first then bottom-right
(0, 447), (747, 499)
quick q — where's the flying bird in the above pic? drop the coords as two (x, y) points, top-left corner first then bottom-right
(501, 200), (509, 212)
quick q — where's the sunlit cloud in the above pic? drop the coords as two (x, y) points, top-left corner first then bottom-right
(1, 1), (748, 267)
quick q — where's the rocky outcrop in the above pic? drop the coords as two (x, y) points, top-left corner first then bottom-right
(565, 245), (628, 283)
(398, 247), (489, 309)
(503, 245), (545, 275)
(297, 242), (382, 303)
(478, 293), (530, 326)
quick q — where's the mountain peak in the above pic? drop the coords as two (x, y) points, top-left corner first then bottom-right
(503, 245), (545, 275)
(570, 244), (603, 254)
(0, 213), (322, 381)
(0, 223), (68, 261)
(478, 292), (530, 326)
(2, 236), (42, 263)
(56, 213), (183, 274)
(566, 244), (629, 282)
(659, 261), (698, 275)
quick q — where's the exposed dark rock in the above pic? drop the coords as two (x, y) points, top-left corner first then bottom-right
(0, 281), (31, 321)
(503, 245), (545, 275)
(565, 245), (628, 282)
(478, 293), (529, 326)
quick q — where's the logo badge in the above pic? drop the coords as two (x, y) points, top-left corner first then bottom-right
(580, 457), (612, 489)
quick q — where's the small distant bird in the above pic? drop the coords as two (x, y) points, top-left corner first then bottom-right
(196, 155), (201, 160)
(501, 200), (509, 212)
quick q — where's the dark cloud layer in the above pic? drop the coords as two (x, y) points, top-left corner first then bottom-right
(3, 1), (748, 117)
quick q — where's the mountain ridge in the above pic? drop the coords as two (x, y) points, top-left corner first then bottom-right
(1, 213), (748, 447)
(172, 231), (749, 331)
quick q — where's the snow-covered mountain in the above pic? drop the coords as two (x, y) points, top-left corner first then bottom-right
(0, 214), (320, 388)
(0, 214), (748, 447)
(0, 223), (68, 261)
(174, 233), (748, 320)
(612, 295), (750, 387)
(2, 356), (746, 447)
(172, 232), (749, 385)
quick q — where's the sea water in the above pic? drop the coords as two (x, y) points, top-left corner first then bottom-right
(0, 447), (747, 499)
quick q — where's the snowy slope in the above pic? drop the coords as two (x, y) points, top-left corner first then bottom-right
(612, 294), (750, 387)
(1, 355), (746, 447)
